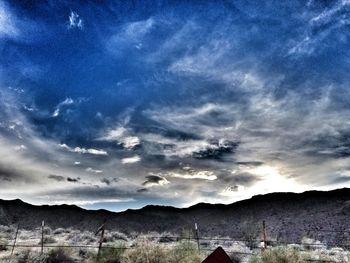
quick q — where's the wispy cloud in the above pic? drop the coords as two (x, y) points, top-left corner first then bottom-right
(288, 0), (350, 56)
(86, 167), (103, 174)
(52, 98), (74, 117)
(59, 144), (108, 156)
(68, 11), (83, 29)
(99, 126), (140, 149)
(0, 1), (18, 38)
(51, 198), (131, 206)
(106, 17), (154, 53)
(121, 155), (141, 164)
(168, 170), (217, 181)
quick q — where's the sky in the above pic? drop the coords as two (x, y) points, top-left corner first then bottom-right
(1, 0), (350, 211)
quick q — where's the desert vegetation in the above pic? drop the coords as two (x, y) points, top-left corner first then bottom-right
(0, 225), (349, 262)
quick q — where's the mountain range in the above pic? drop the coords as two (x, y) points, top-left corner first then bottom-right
(1, 188), (350, 245)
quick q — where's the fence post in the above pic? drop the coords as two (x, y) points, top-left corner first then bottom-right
(10, 224), (19, 259)
(41, 220), (45, 255)
(262, 220), (267, 250)
(195, 222), (200, 252)
(95, 219), (107, 258)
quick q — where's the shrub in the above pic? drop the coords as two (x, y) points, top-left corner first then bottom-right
(230, 252), (243, 263)
(43, 227), (52, 235)
(0, 239), (8, 251)
(46, 247), (75, 263)
(0, 225), (14, 234)
(109, 231), (128, 242)
(53, 228), (70, 235)
(158, 232), (177, 243)
(301, 237), (325, 250)
(123, 239), (168, 263)
(249, 247), (304, 263)
(17, 249), (31, 263)
(38, 236), (56, 244)
(93, 244), (126, 263)
(167, 241), (203, 263)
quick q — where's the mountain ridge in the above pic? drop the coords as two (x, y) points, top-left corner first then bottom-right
(1, 188), (350, 244)
(3, 187), (350, 214)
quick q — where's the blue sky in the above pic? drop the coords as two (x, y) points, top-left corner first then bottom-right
(1, 0), (350, 211)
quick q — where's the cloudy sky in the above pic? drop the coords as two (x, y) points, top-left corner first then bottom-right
(1, 0), (350, 211)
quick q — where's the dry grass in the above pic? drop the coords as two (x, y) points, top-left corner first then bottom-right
(249, 247), (303, 263)
(1, 225), (350, 263)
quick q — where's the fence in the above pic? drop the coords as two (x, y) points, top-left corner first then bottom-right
(1, 220), (350, 262)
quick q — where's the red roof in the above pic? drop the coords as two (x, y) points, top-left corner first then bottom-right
(202, 247), (233, 263)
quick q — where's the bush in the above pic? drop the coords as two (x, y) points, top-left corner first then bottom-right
(43, 227), (52, 235)
(230, 252), (243, 263)
(93, 244), (126, 263)
(123, 239), (168, 263)
(0, 239), (8, 251)
(0, 225), (14, 234)
(17, 249), (31, 263)
(109, 231), (128, 242)
(158, 232), (177, 243)
(53, 228), (70, 235)
(249, 247), (304, 263)
(167, 241), (203, 263)
(38, 236), (56, 244)
(46, 247), (75, 263)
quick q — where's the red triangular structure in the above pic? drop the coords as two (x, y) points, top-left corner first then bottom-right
(202, 246), (233, 263)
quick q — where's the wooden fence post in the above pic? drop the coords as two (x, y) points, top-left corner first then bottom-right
(262, 220), (267, 250)
(195, 222), (200, 252)
(41, 220), (45, 255)
(95, 219), (107, 258)
(10, 224), (19, 259)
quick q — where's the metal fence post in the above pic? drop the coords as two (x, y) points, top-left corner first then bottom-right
(195, 222), (200, 252)
(41, 220), (45, 255)
(10, 224), (19, 259)
(262, 220), (267, 250)
(95, 219), (107, 259)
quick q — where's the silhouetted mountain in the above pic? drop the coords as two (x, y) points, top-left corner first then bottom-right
(1, 188), (350, 244)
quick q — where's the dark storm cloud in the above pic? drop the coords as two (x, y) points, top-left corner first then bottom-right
(236, 162), (264, 167)
(100, 177), (119, 185)
(137, 188), (149, 193)
(0, 167), (18, 181)
(192, 140), (238, 160)
(0, 165), (32, 183)
(226, 185), (241, 192)
(142, 175), (168, 187)
(101, 178), (111, 185)
(48, 174), (65, 182)
(67, 177), (80, 183)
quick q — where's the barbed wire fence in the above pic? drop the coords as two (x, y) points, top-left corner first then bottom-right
(1, 219), (350, 262)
